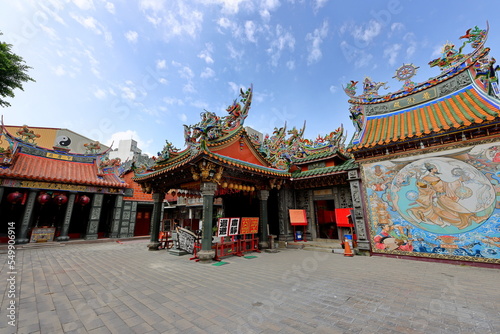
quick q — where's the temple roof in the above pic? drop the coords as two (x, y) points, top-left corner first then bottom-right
(345, 24), (500, 154)
(350, 84), (500, 150)
(0, 125), (127, 189)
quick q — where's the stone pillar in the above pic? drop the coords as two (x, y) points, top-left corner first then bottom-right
(85, 193), (103, 240)
(258, 189), (270, 249)
(17, 189), (37, 244)
(56, 193), (76, 241)
(348, 170), (370, 251)
(110, 195), (123, 238)
(148, 192), (164, 251)
(128, 201), (137, 237)
(199, 182), (217, 262)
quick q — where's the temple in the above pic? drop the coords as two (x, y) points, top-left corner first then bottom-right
(0, 123), (133, 243)
(1, 24), (499, 266)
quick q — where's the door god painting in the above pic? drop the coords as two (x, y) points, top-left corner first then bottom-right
(363, 143), (500, 263)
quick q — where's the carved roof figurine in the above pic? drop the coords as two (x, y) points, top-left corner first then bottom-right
(16, 124), (40, 144)
(183, 84), (253, 149)
(345, 23), (500, 155)
(156, 139), (179, 162)
(84, 141), (102, 154)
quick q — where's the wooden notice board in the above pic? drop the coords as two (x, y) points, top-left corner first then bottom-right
(289, 209), (308, 226)
(240, 217), (259, 234)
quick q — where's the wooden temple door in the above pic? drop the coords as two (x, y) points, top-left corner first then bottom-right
(134, 208), (151, 236)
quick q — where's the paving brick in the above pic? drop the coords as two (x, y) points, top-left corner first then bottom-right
(1, 240), (499, 333)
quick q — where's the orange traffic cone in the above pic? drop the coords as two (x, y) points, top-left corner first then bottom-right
(344, 239), (353, 257)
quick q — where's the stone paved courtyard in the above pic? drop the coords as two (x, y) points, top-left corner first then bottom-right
(1, 239), (499, 334)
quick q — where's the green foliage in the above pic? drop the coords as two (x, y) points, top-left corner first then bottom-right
(0, 32), (35, 107)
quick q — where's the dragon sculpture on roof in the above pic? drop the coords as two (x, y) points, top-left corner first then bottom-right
(184, 85), (253, 148)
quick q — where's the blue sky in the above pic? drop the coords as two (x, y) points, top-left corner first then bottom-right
(1, 0), (500, 156)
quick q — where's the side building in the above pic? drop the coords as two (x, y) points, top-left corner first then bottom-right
(0, 124), (132, 243)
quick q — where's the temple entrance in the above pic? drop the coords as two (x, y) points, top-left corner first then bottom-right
(314, 199), (338, 239)
(135, 206), (152, 236)
(68, 197), (91, 239)
(97, 195), (115, 238)
(222, 192), (259, 218)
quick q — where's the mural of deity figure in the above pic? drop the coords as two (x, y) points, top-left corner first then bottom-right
(390, 157), (496, 234)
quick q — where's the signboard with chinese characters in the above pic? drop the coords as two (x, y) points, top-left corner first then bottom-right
(289, 209), (308, 226)
(240, 217), (259, 234)
(228, 218), (240, 236)
(217, 218), (229, 237)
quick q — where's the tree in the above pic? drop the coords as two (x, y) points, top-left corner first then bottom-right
(0, 32), (35, 108)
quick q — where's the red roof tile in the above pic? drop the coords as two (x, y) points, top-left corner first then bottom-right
(0, 153), (127, 188)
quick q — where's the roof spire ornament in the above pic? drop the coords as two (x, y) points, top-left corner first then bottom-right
(393, 63), (419, 92)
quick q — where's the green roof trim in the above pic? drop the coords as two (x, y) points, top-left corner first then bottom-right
(291, 159), (357, 178)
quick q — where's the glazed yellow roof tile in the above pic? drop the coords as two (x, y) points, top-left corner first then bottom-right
(351, 86), (500, 150)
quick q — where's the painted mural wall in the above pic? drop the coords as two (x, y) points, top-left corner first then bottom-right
(363, 141), (500, 264)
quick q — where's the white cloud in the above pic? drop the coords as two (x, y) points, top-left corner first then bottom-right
(227, 42), (244, 60)
(119, 81), (147, 101)
(306, 20), (328, 65)
(53, 65), (66, 76)
(259, 0), (280, 20)
(178, 113), (187, 123)
(139, 0), (166, 12)
(384, 44), (402, 66)
(329, 85), (337, 93)
(70, 13), (113, 45)
(40, 25), (59, 40)
(217, 17), (232, 29)
(267, 24), (295, 67)
(140, 1), (204, 40)
(201, 67), (215, 79)
(286, 60), (295, 70)
(156, 59), (167, 69)
(125, 30), (138, 43)
(352, 20), (381, 45)
(391, 22), (404, 33)
(404, 32), (417, 58)
(72, 0), (95, 10)
(164, 97), (184, 105)
(198, 43), (215, 64)
(105, 2), (115, 14)
(94, 88), (107, 99)
(190, 100), (209, 110)
(179, 66), (194, 80)
(245, 21), (257, 43)
(183, 82), (196, 93)
(313, 0), (329, 12)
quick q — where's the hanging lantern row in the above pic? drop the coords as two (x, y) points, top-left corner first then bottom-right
(221, 182), (255, 192)
(170, 190), (202, 199)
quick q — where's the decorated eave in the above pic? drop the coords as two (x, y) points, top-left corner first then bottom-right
(0, 124), (127, 189)
(345, 24), (500, 160)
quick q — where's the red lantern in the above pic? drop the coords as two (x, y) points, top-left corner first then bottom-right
(7, 191), (23, 204)
(79, 195), (90, 206)
(54, 194), (68, 205)
(37, 193), (51, 205)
